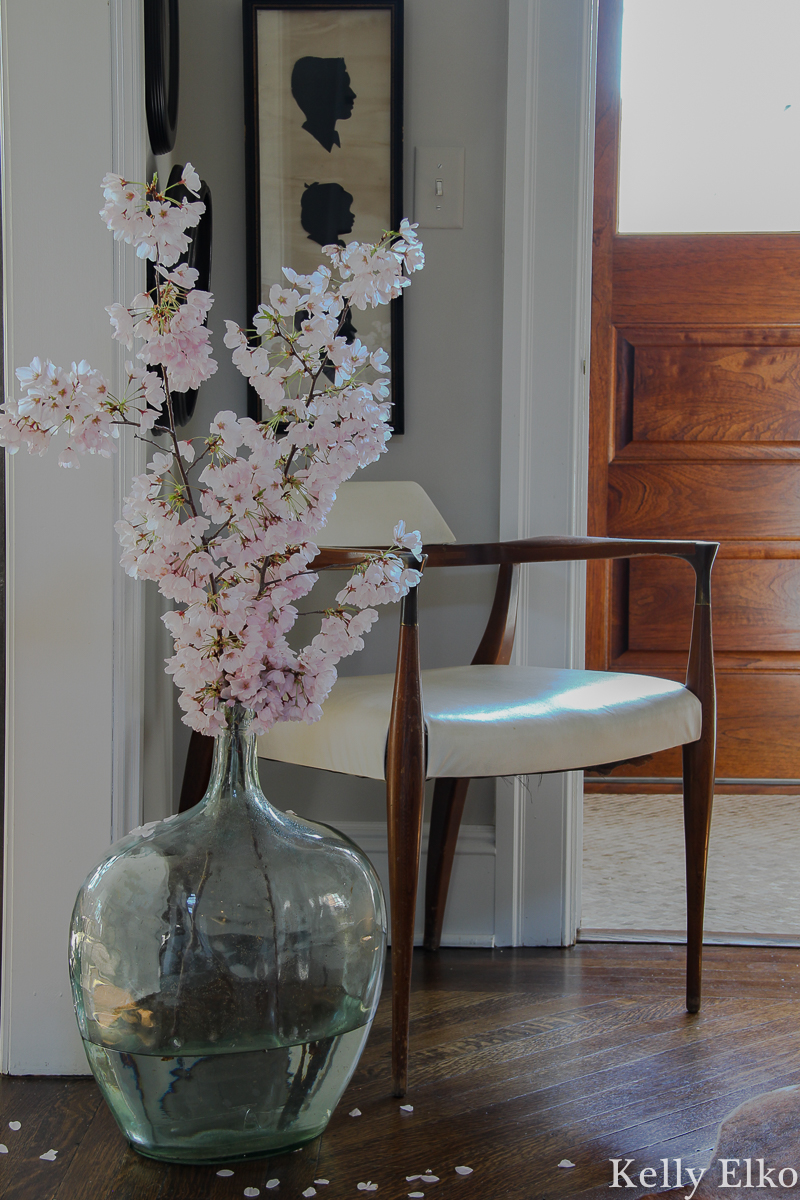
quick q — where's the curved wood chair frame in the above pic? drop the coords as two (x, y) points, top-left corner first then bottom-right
(180, 534), (717, 1098)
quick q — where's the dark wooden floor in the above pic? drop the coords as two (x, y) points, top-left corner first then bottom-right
(3, 944), (800, 1200)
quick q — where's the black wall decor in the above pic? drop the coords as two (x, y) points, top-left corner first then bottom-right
(145, 0), (180, 155)
(243, 0), (405, 431)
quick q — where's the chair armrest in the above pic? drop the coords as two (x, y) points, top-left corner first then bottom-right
(423, 534), (717, 575)
(313, 546), (424, 570)
(313, 546), (378, 568)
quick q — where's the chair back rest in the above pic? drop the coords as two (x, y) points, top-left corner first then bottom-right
(316, 481), (457, 548)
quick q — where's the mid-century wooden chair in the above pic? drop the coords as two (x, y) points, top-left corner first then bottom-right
(179, 481), (717, 1095)
(252, 481), (718, 1097)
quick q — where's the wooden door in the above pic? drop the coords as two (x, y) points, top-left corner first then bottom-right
(588, 0), (800, 784)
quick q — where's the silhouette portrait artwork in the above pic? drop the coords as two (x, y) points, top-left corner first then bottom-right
(291, 56), (356, 152)
(300, 182), (355, 248)
(248, 4), (402, 427)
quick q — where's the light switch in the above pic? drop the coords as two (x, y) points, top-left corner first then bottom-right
(414, 146), (465, 228)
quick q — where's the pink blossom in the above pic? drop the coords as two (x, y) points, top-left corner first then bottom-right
(179, 163), (201, 194)
(106, 303), (137, 348)
(268, 285), (301, 315)
(161, 262), (199, 289)
(403, 243), (425, 272)
(137, 325), (217, 393)
(148, 452), (173, 477)
(393, 521), (423, 557)
(209, 411), (243, 456)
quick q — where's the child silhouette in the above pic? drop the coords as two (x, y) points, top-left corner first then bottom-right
(300, 182), (355, 248)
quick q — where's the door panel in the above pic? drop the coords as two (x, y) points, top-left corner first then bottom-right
(613, 236), (800, 323)
(629, 558), (800, 653)
(588, 0), (800, 782)
(717, 675), (800, 777)
(608, 463), (800, 539)
(632, 345), (800, 443)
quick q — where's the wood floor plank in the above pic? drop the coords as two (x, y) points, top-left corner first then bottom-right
(3, 946), (800, 1200)
(0, 1076), (101, 1200)
(50, 1098), (162, 1200)
(386, 1018), (800, 1134)
(365, 1001), (793, 1103)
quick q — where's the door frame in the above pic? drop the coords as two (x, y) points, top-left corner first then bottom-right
(496, 0), (598, 946)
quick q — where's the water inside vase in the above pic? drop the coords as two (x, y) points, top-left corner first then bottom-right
(84, 1022), (371, 1163)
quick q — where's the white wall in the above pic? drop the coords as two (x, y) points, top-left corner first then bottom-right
(1, 0), (122, 1073)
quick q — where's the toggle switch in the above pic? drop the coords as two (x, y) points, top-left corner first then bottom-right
(414, 147), (465, 228)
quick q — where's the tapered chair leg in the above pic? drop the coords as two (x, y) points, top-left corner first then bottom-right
(385, 600), (426, 1097)
(424, 777), (470, 951)
(682, 737), (714, 1013)
(682, 557), (716, 1014)
(386, 767), (425, 1097)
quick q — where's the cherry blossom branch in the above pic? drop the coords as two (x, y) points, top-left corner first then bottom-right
(0, 167), (426, 734)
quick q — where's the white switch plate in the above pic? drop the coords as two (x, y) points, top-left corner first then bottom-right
(414, 146), (465, 228)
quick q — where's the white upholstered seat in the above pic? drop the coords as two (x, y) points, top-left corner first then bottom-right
(258, 664), (701, 781)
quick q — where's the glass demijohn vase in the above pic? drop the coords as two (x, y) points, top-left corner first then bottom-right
(69, 705), (386, 1163)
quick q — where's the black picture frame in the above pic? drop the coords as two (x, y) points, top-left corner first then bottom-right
(242, 0), (405, 431)
(144, 0), (180, 156)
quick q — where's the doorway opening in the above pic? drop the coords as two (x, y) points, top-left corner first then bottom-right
(581, 0), (800, 946)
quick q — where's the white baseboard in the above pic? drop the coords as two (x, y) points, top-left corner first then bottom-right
(333, 822), (497, 948)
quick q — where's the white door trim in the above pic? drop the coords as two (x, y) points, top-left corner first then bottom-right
(496, 0), (598, 947)
(110, 0), (148, 841)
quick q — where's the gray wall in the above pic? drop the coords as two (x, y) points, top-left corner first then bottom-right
(170, 0), (509, 825)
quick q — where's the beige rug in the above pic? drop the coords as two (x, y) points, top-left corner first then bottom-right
(581, 793), (800, 941)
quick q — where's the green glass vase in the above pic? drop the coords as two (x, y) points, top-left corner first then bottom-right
(69, 706), (386, 1163)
